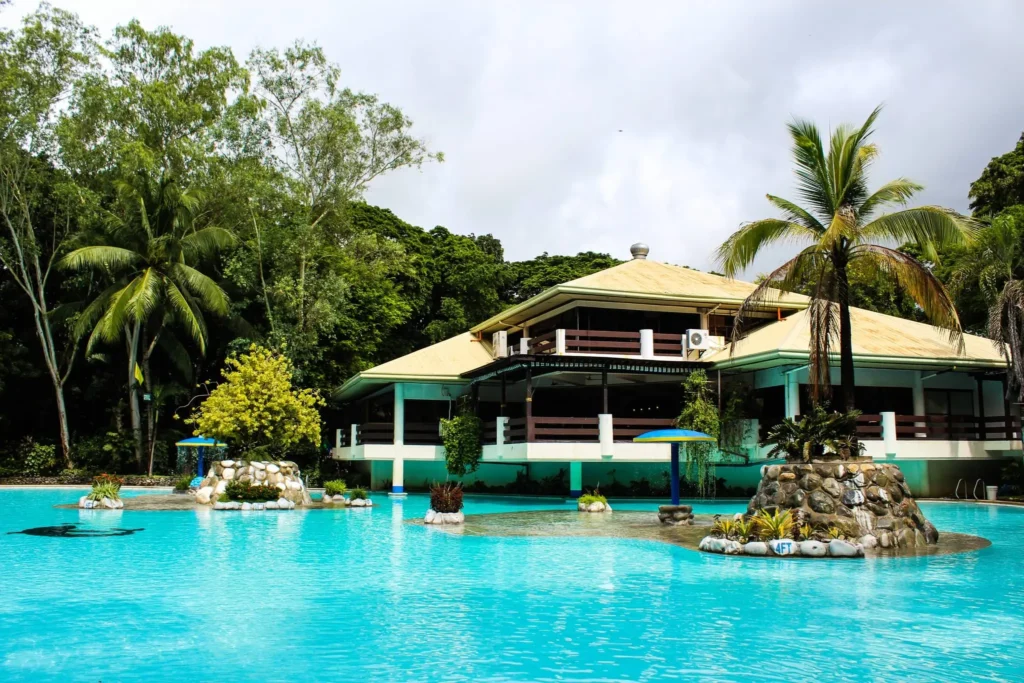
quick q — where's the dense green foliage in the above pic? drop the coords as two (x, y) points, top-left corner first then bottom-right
(440, 408), (483, 477)
(763, 404), (863, 462)
(323, 480), (347, 497)
(577, 491), (608, 506)
(224, 480), (280, 502)
(0, 4), (615, 476)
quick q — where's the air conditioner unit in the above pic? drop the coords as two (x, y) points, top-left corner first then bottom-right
(491, 331), (508, 359)
(685, 329), (712, 351)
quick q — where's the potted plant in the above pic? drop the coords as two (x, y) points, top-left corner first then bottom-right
(424, 481), (464, 524)
(79, 474), (124, 509)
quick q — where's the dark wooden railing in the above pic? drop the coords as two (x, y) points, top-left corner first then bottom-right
(855, 414), (883, 439)
(482, 420), (511, 443)
(507, 417), (528, 443)
(356, 422), (393, 445)
(337, 429), (350, 448)
(652, 332), (684, 356)
(405, 421), (443, 445)
(531, 416), (600, 442)
(527, 330), (556, 355)
(892, 414), (1021, 441)
(564, 329), (641, 355)
(613, 417), (675, 441)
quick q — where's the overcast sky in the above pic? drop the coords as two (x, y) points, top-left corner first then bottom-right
(6, 1), (1024, 275)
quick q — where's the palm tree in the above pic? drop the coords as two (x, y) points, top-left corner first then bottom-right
(950, 207), (1024, 402)
(717, 106), (976, 410)
(62, 178), (235, 471)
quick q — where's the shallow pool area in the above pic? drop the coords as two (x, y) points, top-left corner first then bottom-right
(2, 489), (1023, 682)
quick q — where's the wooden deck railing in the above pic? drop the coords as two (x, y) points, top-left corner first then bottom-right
(356, 422), (393, 445)
(652, 332), (684, 355)
(892, 414), (1021, 441)
(526, 330), (556, 355)
(564, 329), (641, 355)
(405, 421), (443, 445)
(612, 417), (675, 441)
(855, 414), (883, 439)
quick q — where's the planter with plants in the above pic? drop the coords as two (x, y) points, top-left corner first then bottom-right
(321, 480), (350, 505)
(79, 474), (124, 509)
(212, 479), (296, 510)
(347, 488), (373, 508)
(172, 476), (193, 495)
(195, 459), (311, 507)
(424, 482), (464, 524)
(576, 489), (612, 513)
(698, 509), (865, 558)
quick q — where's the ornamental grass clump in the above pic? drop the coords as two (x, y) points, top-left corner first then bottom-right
(349, 488), (368, 500)
(87, 473), (123, 501)
(173, 476), (193, 492)
(577, 491), (608, 506)
(753, 508), (794, 540)
(324, 480), (347, 497)
(430, 481), (463, 513)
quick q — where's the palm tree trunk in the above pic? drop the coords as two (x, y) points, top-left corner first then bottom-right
(836, 264), (857, 411)
(127, 322), (144, 471)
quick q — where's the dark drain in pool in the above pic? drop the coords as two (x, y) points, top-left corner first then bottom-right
(7, 523), (143, 538)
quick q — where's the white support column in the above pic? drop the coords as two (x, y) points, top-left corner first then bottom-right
(335, 428), (341, 450)
(496, 416), (508, 455)
(350, 423), (358, 448)
(881, 411), (897, 456)
(555, 329), (566, 355)
(393, 384), (405, 446)
(912, 371), (925, 439)
(598, 413), (614, 457)
(640, 329), (654, 359)
(391, 456), (405, 495)
(785, 375), (800, 419)
(569, 461), (583, 497)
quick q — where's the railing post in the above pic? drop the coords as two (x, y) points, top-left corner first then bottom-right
(640, 329), (654, 359)
(555, 329), (566, 355)
(881, 411), (897, 456)
(599, 413), (614, 457)
(525, 367), (534, 442)
(496, 416), (507, 455)
(335, 428), (342, 450)
(519, 338), (531, 355)
(350, 423), (358, 448)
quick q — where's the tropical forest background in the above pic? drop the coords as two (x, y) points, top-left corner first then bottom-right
(1, 5), (1022, 479)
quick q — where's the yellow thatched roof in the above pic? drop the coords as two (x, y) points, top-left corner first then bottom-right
(703, 306), (1007, 370)
(471, 257), (809, 334)
(336, 332), (493, 400)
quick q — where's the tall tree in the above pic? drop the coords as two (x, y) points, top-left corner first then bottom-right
(717, 106), (976, 410)
(969, 132), (1024, 218)
(0, 6), (96, 466)
(503, 251), (620, 304)
(58, 21), (245, 470)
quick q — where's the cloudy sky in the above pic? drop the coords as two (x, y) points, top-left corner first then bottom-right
(6, 1), (1024, 275)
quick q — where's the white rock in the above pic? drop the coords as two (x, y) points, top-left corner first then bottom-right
(604, 503), (612, 512)
(214, 481), (228, 495)
(241, 502), (252, 511)
(424, 509), (437, 524)
(769, 539), (801, 556)
(742, 542), (769, 556)
(798, 540), (827, 557)
(333, 494), (346, 502)
(253, 503), (266, 511)
(858, 535), (878, 549)
(102, 497), (118, 509)
(828, 539), (864, 557)
(577, 501), (587, 511)
(852, 472), (866, 487)
(723, 540), (743, 555)
(733, 513), (744, 521)
(195, 486), (214, 504)
(443, 512), (464, 524)
(252, 461), (266, 470)
(265, 501), (278, 509)
(78, 496), (89, 507)
(79, 498), (97, 509)
(587, 501), (605, 512)
(115, 499), (124, 509)
(221, 460), (235, 468)
(275, 498), (289, 509)
(699, 536), (712, 551)
(287, 480), (301, 490)
(266, 464), (280, 474)
(255, 470), (267, 481)
(214, 501), (229, 510)
(276, 482), (287, 491)
(229, 501), (241, 510)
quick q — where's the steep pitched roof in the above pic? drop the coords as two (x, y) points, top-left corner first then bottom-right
(336, 332), (492, 401)
(703, 306), (1007, 370)
(471, 257), (809, 334)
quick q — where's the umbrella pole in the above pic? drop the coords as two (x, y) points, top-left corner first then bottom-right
(670, 442), (680, 506)
(197, 446), (205, 479)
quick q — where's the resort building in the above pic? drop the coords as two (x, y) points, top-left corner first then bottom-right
(333, 244), (1021, 497)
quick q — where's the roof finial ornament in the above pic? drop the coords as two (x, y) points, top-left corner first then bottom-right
(630, 242), (649, 260)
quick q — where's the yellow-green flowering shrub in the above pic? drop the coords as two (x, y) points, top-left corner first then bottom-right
(187, 344), (324, 453)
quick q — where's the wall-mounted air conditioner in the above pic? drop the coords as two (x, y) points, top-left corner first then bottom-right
(685, 329), (712, 351)
(492, 331), (508, 359)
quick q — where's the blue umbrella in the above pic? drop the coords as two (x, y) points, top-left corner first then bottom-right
(634, 428), (716, 505)
(175, 436), (227, 484)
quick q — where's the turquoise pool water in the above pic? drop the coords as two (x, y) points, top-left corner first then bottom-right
(1, 489), (1022, 682)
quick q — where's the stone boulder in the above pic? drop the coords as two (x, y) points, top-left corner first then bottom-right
(657, 505), (694, 525)
(424, 509), (464, 525)
(746, 461), (938, 548)
(196, 460), (311, 507)
(578, 500), (612, 512)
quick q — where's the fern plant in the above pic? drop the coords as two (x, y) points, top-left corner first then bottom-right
(754, 508), (794, 540)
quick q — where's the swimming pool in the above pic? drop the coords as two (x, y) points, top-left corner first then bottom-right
(1, 489), (1021, 682)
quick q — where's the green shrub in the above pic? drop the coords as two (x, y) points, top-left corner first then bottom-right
(753, 508), (794, 540)
(173, 476), (193, 492)
(87, 482), (121, 501)
(577, 491), (608, 506)
(20, 438), (57, 476)
(324, 480), (347, 497)
(429, 481), (463, 513)
(349, 488), (368, 500)
(440, 408), (482, 477)
(224, 480), (280, 502)
(218, 493), (231, 503)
